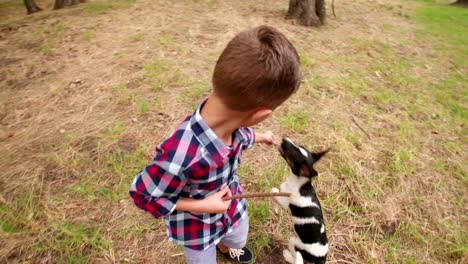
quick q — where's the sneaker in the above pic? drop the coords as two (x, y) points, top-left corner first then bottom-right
(217, 246), (254, 263)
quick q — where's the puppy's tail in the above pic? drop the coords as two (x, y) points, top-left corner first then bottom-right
(295, 251), (303, 264)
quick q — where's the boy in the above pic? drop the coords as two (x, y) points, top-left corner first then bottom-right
(129, 25), (301, 264)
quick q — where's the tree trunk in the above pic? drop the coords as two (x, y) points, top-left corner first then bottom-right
(452, 0), (468, 6)
(23, 0), (42, 14)
(54, 0), (68, 9)
(286, 0), (327, 27)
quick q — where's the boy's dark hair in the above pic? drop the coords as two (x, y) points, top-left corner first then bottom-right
(212, 25), (302, 111)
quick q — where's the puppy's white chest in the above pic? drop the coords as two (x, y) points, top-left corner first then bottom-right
(280, 175), (303, 193)
(281, 176), (319, 208)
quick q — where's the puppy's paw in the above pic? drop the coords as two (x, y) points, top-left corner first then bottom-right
(271, 187), (279, 193)
(295, 251), (303, 264)
(283, 249), (295, 264)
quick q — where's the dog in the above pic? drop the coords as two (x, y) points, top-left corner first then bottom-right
(271, 137), (329, 264)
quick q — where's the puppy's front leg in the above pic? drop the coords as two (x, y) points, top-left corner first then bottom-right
(283, 236), (300, 264)
(271, 187), (290, 210)
(283, 248), (295, 264)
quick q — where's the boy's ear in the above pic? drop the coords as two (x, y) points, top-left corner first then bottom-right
(246, 108), (272, 125)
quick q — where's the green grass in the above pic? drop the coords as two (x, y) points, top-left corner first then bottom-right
(341, 69), (370, 97)
(159, 33), (172, 49)
(416, 1), (467, 128)
(416, 1), (468, 66)
(0, 0), (22, 9)
(107, 122), (126, 140)
(70, 180), (122, 202)
(131, 33), (143, 42)
(434, 71), (467, 123)
(55, 23), (65, 32)
(302, 74), (329, 98)
(0, 191), (39, 234)
(40, 42), (54, 54)
(247, 200), (273, 260)
(135, 96), (149, 113)
(116, 82), (130, 103)
(298, 50), (315, 68)
(280, 110), (309, 133)
(83, 31), (93, 41)
(45, 222), (109, 262)
(179, 85), (207, 109)
(144, 59), (170, 90)
(119, 222), (155, 238)
(248, 201), (269, 226)
(443, 223), (468, 258)
(84, 0), (136, 15)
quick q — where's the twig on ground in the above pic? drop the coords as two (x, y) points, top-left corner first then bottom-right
(171, 253), (184, 257)
(350, 116), (371, 140)
(332, 0), (336, 17)
(223, 192), (291, 201)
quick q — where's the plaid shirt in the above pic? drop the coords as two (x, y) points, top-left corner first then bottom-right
(129, 100), (255, 250)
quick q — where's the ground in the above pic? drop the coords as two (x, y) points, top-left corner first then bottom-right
(0, 0), (466, 263)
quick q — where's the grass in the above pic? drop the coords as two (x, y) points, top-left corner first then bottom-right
(131, 33), (143, 42)
(40, 42), (54, 54)
(179, 84), (207, 109)
(135, 96), (149, 113)
(341, 69), (370, 97)
(84, 0), (136, 15)
(279, 109), (310, 133)
(298, 50), (315, 67)
(416, 0), (468, 127)
(107, 122), (126, 140)
(302, 74), (329, 98)
(144, 59), (170, 91)
(159, 33), (172, 49)
(83, 31), (93, 41)
(144, 58), (187, 91)
(416, 0), (468, 65)
(46, 222), (109, 262)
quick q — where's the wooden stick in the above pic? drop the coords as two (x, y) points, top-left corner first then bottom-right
(351, 116), (371, 140)
(332, 0), (336, 17)
(223, 192), (291, 201)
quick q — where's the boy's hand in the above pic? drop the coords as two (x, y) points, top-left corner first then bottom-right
(203, 186), (232, 213)
(256, 131), (277, 145)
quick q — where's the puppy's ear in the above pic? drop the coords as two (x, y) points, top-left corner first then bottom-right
(300, 164), (318, 177)
(312, 148), (329, 163)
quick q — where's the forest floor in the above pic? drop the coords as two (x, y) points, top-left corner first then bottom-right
(0, 0), (466, 263)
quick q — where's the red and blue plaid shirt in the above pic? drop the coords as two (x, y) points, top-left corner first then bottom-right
(129, 100), (255, 250)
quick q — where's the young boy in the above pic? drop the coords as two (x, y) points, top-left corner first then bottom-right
(129, 25), (301, 264)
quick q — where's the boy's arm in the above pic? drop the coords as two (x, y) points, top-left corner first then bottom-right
(255, 131), (277, 145)
(176, 186), (232, 213)
(130, 149), (234, 216)
(241, 128), (276, 149)
(129, 161), (188, 218)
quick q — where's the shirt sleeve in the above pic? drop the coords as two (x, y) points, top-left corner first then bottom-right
(241, 127), (255, 150)
(129, 146), (187, 218)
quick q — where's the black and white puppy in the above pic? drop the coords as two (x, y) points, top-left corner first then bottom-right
(271, 137), (329, 264)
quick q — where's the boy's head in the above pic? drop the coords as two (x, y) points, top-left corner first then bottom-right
(212, 25), (301, 113)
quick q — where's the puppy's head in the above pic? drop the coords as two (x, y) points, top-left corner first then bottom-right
(278, 137), (328, 178)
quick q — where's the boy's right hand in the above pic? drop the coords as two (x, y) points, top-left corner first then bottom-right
(203, 186), (232, 213)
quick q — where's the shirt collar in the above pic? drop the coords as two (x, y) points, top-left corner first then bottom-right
(190, 98), (231, 166)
